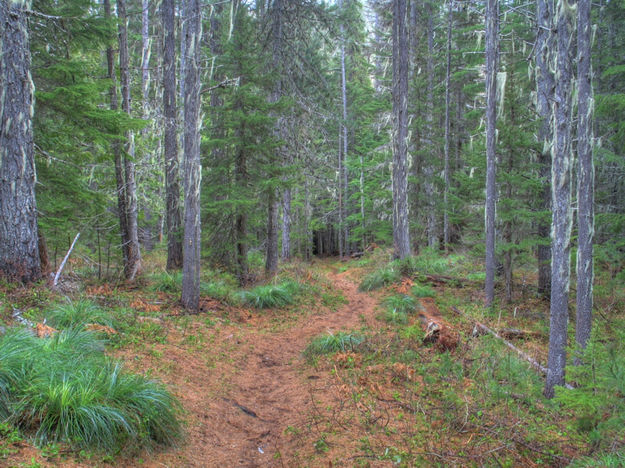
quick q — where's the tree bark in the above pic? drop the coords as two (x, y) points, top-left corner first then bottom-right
(545, 0), (576, 398)
(104, 0), (129, 270)
(423, 4), (437, 250)
(266, 0), (282, 274)
(443, 0), (453, 250)
(0, 0), (41, 283)
(181, 0), (202, 312)
(575, 0), (594, 360)
(266, 189), (279, 275)
(118, 0), (142, 281)
(535, 0), (554, 297)
(162, 0), (183, 270)
(281, 186), (292, 260)
(484, 0), (499, 307)
(392, 0), (412, 260)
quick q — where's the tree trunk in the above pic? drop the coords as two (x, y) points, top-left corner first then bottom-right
(0, 0), (41, 283)
(181, 0), (203, 312)
(162, 0), (183, 270)
(423, 5), (437, 249)
(105, 0), (129, 269)
(391, 0), (412, 260)
(484, 0), (499, 307)
(266, 190), (279, 275)
(545, 0), (576, 398)
(118, 0), (142, 281)
(535, 0), (554, 297)
(281, 186), (292, 260)
(443, 0), (453, 250)
(340, 18), (349, 256)
(266, 0), (282, 273)
(575, 0), (594, 360)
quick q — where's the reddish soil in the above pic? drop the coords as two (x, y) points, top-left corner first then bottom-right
(137, 269), (382, 467)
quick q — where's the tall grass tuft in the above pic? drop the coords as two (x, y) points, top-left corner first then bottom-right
(304, 331), (365, 359)
(411, 283), (435, 298)
(358, 267), (400, 291)
(47, 300), (111, 328)
(383, 295), (417, 314)
(236, 280), (302, 309)
(0, 327), (182, 452)
(149, 271), (182, 294)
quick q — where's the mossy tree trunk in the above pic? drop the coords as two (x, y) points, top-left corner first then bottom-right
(545, 0), (576, 398)
(0, 0), (41, 283)
(162, 0), (183, 270)
(484, 0), (499, 307)
(391, 0), (412, 260)
(575, 0), (594, 360)
(181, 0), (202, 312)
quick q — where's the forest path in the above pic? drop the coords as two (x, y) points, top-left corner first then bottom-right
(150, 265), (381, 467)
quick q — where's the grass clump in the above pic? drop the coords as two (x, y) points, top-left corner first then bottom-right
(200, 280), (236, 303)
(383, 294), (417, 314)
(0, 327), (182, 452)
(411, 284), (435, 298)
(149, 271), (182, 294)
(358, 267), (400, 291)
(303, 331), (365, 360)
(46, 300), (111, 328)
(236, 280), (302, 309)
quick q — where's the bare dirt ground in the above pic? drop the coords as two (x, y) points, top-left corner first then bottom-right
(134, 268), (382, 468)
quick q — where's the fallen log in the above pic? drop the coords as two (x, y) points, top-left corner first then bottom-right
(451, 305), (547, 374)
(451, 306), (574, 389)
(417, 298), (459, 351)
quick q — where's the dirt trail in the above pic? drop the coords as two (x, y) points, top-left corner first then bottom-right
(149, 269), (381, 467)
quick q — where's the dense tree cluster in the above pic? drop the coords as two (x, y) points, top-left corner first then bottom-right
(1, 0), (624, 393)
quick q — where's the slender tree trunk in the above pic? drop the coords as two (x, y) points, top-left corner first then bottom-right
(266, 190), (279, 275)
(118, 0), (142, 280)
(484, 0), (499, 307)
(535, 0), (554, 297)
(281, 186), (292, 260)
(181, 0), (202, 312)
(392, 0), (412, 260)
(104, 0), (129, 270)
(423, 4), (437, 249)
(340, 28), (349, 257)
(575, 0), (594, 360)
(443, 0), (453, 250)
(338, 130), (344, 258)
(266, 0), (282, 275)
(162, 0), (183, 270)
(545, 0), (576, 398)
(0, 0), (41, 283)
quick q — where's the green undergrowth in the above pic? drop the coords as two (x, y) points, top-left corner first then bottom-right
(46, 299), (112, 329)
(148, 270), (238, 304)
(303, 331), (365, 361)
(236, 280), (303, 309)
(0, 327), (182, 453)
(555, 325), (625, 457)
(381, 294), (417, 324)
(358, 267), (400, 291)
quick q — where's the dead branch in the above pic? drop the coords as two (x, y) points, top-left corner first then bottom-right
(451, 306), (574, 390)
(53, 232), (80, 287)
